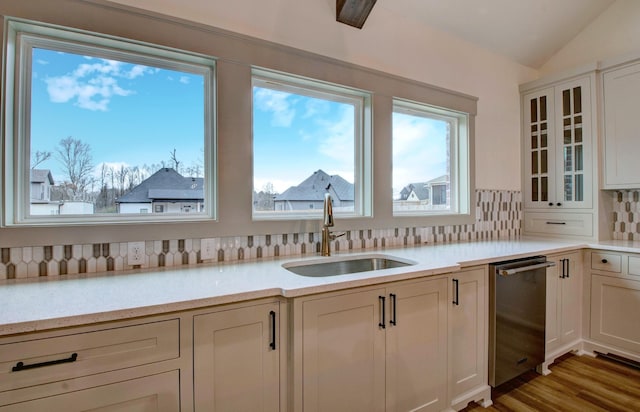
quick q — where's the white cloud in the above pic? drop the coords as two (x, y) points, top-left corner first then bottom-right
(179, 76), (190, 84)
(44, 58), (154, 111)
(317, 106), (355, 180)
(36, 59), (49, 65)
(391, 113), (449, 194)
(254, 88), (296, 127)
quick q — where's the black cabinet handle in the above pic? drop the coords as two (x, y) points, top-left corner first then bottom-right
(546, 221), (566, 225)
(601, 259), (608, 264)
(379, 296), (386, 329)
(560, 259), (566, 278)
(389, 293), (397, 326)
(269, 310), (276, 350)
(565, 259), (570, 278)
(452, 278), (459, 306)
(548, 202), (554, 206)
(12, 353), (78, 372)
(556, 202), (562, 206)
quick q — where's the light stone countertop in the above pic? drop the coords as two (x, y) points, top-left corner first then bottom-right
(1, 237), (639, 337)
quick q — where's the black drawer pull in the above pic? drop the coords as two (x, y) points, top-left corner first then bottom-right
(12, 353), (78, 372)
(379, 296), (386, 329)
(601, 259), (608, 264)
(269, 310), (276, 350)
(546, 222), (566, 225)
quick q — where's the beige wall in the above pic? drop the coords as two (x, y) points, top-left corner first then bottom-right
(541, 0), (640, 75)
(107, 0), (538, 191)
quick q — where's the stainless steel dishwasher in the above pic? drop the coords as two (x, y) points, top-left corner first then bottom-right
(488, 255), (555, 387)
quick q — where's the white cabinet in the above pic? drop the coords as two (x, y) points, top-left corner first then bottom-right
(521, 74), (596, 238)
(193, 301), (282, 412)
(292, 276), (448, 412)
(541, 251), (582, 373)
(602, 61), (640, 189)
(0, 371), (179, 412)
(448, 267), (491, 411)
(590, 274), (640, 354)
(0, 317), (181, 409)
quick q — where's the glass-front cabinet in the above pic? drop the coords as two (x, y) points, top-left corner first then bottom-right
(523, 76), (592, 210)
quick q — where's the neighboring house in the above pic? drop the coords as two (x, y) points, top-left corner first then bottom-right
(30, 169), (94, 215)
(273, 169), (354, 211)
(116, 168), (204, 214)
(396, 175), (449, 209)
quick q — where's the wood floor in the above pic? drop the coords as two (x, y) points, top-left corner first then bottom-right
(461, 353), (640, 412)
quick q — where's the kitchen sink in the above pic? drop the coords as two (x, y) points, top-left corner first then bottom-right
(282, 254), (416, 277)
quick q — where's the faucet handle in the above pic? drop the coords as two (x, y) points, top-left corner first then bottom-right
(323, 193), (334, 227)
(330, 231), (346, 240)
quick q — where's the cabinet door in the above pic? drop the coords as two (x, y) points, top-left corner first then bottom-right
(603, 62), (640, 188)
(523, 88), (556, 209)
(591, 275), (640, 353)
(194, 302), (280, 412)
(546, 252), (582, 354)
(449, 268), (487, 401)
(0, 371), (179, 412)
(386, 277), (448, 412)
(300, 288), (386, 412)
(553, 77), (592, 208)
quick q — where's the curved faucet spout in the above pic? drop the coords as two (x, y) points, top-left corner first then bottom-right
(323, 193), (334, 227)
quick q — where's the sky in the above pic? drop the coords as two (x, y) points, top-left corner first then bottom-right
(30, 47), (205, 186)
(253, 85), (449, 197)
(30, 46), (448, 198)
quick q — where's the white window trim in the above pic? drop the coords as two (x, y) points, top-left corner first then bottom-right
(392, 98), (471, 217)
(2, 19), (217, 227)
(251, 68), (372, 221)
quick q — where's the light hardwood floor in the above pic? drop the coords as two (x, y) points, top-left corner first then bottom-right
(462, 353), (640, 411)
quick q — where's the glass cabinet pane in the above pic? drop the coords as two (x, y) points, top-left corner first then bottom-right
(541, 177), (548, 202)
(532, 152), (538, 174)
(564, 175), (573, 201)
(530, 99), (538, 122)
(541, 150), (548, 174)
(564, 147), (572, 172)
(540, 96), (547, 121)
(573, 87), (582, 113)
(575, 145), (583, 171)
(532, 177), (539, 202)
(562, 89), (571, 116)
(575, 174), (583, 201)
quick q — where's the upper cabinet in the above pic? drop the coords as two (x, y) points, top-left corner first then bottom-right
(522, 76), (593, 210)
(602, 60), (640, 189)
(521, 73), (597, 239)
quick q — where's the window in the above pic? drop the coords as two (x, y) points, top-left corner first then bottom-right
(252, 69), (371, 220)
(392, 99), (470, 216)
(3, 20), (215, 226)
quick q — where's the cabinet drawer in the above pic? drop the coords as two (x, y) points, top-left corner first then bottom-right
(629, 256), (640, 277)
(0, 319), (179, 392)
(523, 212), (593, 237)
(591, 252), (622, 273)
(0, 370), (179, 412)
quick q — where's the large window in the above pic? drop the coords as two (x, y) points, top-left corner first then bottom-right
(392, 99), (470, 216)
(3, 20), (214, 226)
(252, 70), (371, 219)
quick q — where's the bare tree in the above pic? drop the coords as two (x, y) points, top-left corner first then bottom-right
(56, 137), (94, 198)
(31, 150), (52, 169)
(169, 148), (180, 171)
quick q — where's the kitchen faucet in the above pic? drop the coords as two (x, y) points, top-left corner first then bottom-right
(321, 193), (344, 256)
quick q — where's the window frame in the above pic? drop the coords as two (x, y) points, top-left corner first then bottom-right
(2, 19), (217, 227)
(251, 68), (372, 221)
(392, 98), (471, 218)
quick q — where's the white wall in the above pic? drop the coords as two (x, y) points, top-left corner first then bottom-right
(108, 0), (538, 191)
(541, 0), (640, 75)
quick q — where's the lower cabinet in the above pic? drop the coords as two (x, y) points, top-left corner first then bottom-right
(193, 301), (282, 412)
(590, 274), (640, 354)
(542, 251), (582, 372)
(0, 316), (181, 410)
(449, 267), (491, 410)
(0, 371), (179, 412)
(293, 276), (448, 412)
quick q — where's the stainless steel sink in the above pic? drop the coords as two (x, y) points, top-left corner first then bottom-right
(282, 255), (416, 277)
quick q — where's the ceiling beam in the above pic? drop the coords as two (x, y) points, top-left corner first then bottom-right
(336, 0), (377, 29)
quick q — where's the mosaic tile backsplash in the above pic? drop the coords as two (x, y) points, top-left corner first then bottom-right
(0, 189), (522, 280)
(612, 190), (640, 241)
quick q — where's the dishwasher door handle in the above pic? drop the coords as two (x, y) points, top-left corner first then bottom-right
(498, 261), (555, 276)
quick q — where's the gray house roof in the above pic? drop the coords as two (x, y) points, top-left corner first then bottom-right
(117, 168), (203, 204)
(30, 169), (54, 185)
(275, 169), (354, 202)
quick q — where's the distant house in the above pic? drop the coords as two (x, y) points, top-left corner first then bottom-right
(30, 169), (94, 215)
(116, 168), (204, 214)
(397, 175), (449, 208)
(274, 169), (354, 211)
